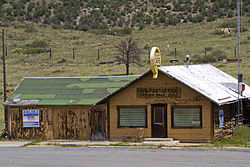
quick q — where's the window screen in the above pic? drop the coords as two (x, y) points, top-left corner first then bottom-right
(119, 107), (146, 127)
(173, 107), (201, 127)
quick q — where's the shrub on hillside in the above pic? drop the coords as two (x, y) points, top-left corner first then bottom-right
(77, 25), (89, 31)
(24, 24), (38, 33)
(13, 48), (24, 54)
(227, 11), (234, 18)
(191, 14), (204, 23)
(26, 40), (48, 48)
(210, 50), (227, 61)
(207, 13), (216, 22)
(193, 49), (227, 63)
(26, 48), (49, 54)
(219, 22), (237, 28)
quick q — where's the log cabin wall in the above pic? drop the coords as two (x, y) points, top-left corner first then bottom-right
(109, 71), (213, 142)
(7, 105), (107, 140)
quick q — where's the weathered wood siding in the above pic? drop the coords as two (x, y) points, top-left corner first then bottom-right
(109, 71), (213, 141)
(7, 105), (107, 140)
(213, 103), (235, 129)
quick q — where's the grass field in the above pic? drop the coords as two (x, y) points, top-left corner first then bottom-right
(0, 16), (249, 134)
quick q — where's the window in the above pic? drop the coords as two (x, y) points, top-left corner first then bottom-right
(118, 106), (147, 127)
(154, 107), (163, 124)
(172, 106), (202, 128)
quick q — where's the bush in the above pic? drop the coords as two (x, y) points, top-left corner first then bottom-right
(192, 14), (204, 23)
(24, 24), (38, 33)
(26, 48), (49, 54)
(219, 22), (237, 28)
(123, 26), (133, 35)
(210, 49), (227, 61)
(26, 40), (48, 48)
(227, 11), (234, 18)
(77, 25), (89, 31)
(138, 22), (145, 30)
(201, 54), (217, 63)
(193, 50), (227, 63)
(207, 14), (215, 22)
(13, 48), (24, 54)
(13, 48), (49, 54)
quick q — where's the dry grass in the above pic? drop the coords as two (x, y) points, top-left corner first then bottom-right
(0, 16), (249, 134)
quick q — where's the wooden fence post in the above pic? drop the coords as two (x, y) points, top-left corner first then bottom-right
(97, 49), (100, 60)
(175, 48), (176, 59)
(50, 48), (52, 59)
(5, 45), (7, 57)
(73, 48), (75, 59)
(234, 47), (236, 59)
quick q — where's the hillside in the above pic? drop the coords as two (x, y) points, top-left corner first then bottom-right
(0, 0), (249, 32)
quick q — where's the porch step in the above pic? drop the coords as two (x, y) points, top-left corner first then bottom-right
(144, 138), (174, 142)
(143, 138), (180, 146)
(143, 138), (180, 145)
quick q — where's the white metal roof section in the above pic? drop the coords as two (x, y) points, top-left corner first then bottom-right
(159, 64), (250, 106)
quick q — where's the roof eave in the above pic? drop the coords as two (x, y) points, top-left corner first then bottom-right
(158, 68), (241, 106)
(95, 71), (151, 105)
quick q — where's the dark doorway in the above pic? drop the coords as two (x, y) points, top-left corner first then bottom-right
(91, 110), (105, 141)
(151, 104), (167, 138)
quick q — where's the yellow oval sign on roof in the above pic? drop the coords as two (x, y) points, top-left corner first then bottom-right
(150, 47), (161, 79)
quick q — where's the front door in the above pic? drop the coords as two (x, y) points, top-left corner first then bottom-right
(151, 104), (167, 138)
(91, 111), (105, 141)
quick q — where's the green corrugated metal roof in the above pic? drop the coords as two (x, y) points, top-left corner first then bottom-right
(6, 76), (140, 106)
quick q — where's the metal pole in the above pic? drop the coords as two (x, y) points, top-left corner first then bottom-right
(240, 0), (243, 74)
(240, 0), (244, 125)
(237, 0), (241, 127)
(2, 29), (7, 102)
(2, 28), (7, 136)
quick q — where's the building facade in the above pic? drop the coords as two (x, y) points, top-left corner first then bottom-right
(4, 64), (250, 142)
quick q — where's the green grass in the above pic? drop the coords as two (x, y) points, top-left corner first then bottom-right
(20, 138), (45, 147)
(211, 126), (250, 148)
(0, 16), (249, 133)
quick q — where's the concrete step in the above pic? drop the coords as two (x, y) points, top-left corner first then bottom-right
(143, 138), (180, 145)
(144, 138), (174, 142)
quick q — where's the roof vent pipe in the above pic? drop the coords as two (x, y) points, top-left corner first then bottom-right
(186, 55), (189, 68)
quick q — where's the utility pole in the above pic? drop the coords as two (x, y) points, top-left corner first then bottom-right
(237, 0), (243, 126)
(2, 28), (7, 136)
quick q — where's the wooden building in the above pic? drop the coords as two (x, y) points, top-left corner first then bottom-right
(4, 64), (250, 142)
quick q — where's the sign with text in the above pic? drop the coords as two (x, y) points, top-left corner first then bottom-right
(137, 87), (181, 98)
(23, 110), (40, 127)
